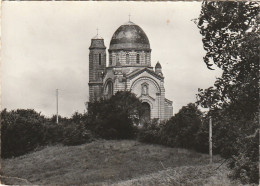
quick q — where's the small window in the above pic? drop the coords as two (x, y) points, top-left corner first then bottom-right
(116, 54), (119, 63)
(145, 53), (148, 63)
(109, 54), (112, 65)
(126, 53), (130, 64)
(99, 54), (101, 65)
(136, 53), (140, 64)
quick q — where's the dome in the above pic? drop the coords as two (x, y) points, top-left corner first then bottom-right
(109, 21), (150, 51)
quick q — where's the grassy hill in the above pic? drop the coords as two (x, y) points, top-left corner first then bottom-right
(1, 140), (241, 185)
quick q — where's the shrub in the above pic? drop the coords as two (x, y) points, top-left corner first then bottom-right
(138, 119), (162, 144)
(1, 109), (46, 158)
(62, 122), (93, 146)
(161, 103), (202, 149)
(1, 109), (94, 158)
(42, 122), (64, 145)
(229, 131), (259, 184)
(138, 104), (203, 150)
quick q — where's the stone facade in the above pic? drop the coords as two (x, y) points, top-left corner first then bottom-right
(88, 21), (173, 121)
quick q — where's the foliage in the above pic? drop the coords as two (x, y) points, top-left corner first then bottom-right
(1, 109), (93, 158)
(195, 1), (259, 183)
(196, 1), (259, 113)
(229, 131), (259, 184)
(42, 122), (64, 145)
(49, 115), (70, 124)
(88, 91), (145, 139)
(62, 122), (93, 146)
(137, 119), (162, 144)
(138, 103), (203, 150)
(1, 109), (45, 158)
(161, 103), (202, 149)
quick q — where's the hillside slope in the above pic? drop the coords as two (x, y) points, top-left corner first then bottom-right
(1, 140), (240, 185)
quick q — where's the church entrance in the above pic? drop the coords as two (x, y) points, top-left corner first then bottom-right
(141, 102), (151, 124)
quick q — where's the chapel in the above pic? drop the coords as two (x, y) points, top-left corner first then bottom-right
(88, 20), (173, 122)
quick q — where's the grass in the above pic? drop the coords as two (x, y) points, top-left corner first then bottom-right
(1, 140), (242, 185)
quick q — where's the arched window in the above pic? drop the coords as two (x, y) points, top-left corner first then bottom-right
(136, 53), (140, 64)
(126, 53), (130, 64)
(99, 53), (102, 65)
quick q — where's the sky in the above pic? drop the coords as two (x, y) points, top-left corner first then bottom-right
(2, 1), (222, 118)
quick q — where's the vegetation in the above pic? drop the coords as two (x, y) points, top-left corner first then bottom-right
(1, 109), (92, 158)
(195, 1), (259, 184)
(87, 91), (145, 139)
(2, 3), (259, 183)
(138, 103), (204, 151)
(2, 140), (233, 185)
(1, 91), (144, 158)
(161, 103), (202, 149)
(1, 109), (45, 158)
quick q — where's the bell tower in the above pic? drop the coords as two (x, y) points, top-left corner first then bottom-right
(88, 34), (106, 102)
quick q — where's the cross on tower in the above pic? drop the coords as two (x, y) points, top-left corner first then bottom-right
(96, 28), (99, 36)
(128, 14), (131, 21)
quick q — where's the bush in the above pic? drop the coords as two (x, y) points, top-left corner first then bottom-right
(1, 109), (46, 158)
(138, 104), (203, 150)
(62, 122), (93, 146)
(229, 131), (259, 184)
(138, 119), (162, 144)
(161, 103), (202, 149)
(1, 109), (94, 158)
(42, 122), (64, 145)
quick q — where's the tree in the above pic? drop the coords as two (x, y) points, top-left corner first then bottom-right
(195, 2), (259, 183)
(196, 1), (259, 114)
(87, 91), (145, 139)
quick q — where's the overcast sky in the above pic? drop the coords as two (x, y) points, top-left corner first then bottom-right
(2, 1), (222, 117)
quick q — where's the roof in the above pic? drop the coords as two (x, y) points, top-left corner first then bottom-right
(89, 37), (106, 49)
(126, 68), (164, 80)
(109, 21), (150, 51)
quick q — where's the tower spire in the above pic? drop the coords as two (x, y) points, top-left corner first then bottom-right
(96, 27), (99, 36)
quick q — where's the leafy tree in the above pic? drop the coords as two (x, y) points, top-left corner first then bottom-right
(196, 1), (259, 114)
(195, 2), (259, 183)
(87, 91), (145, 139)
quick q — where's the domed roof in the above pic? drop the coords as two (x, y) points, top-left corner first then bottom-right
(109, 21), (150, 51)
